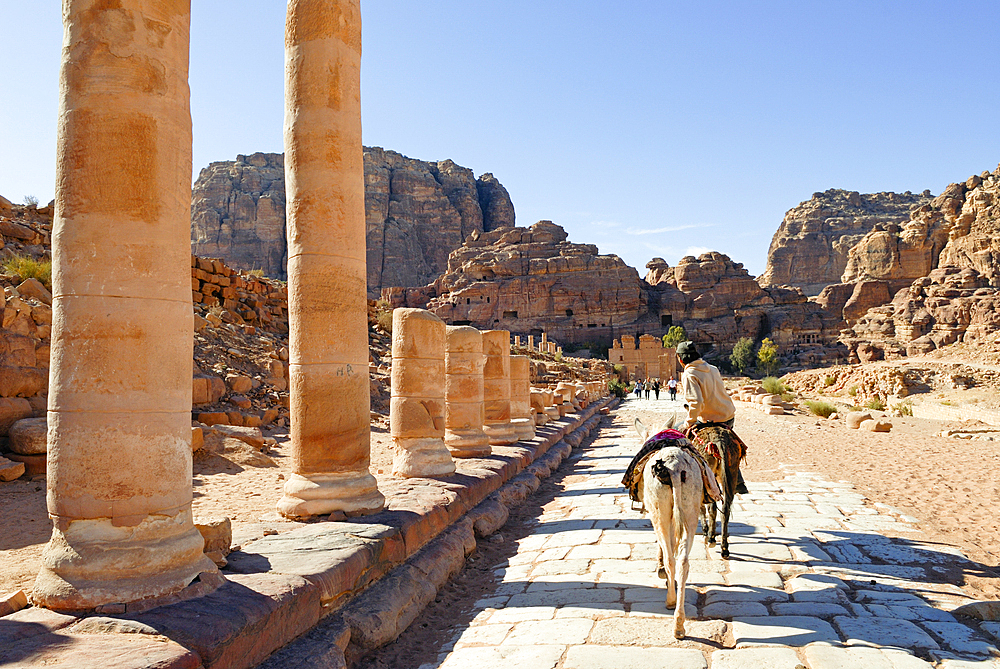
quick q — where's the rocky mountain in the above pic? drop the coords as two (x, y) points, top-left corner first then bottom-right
(845, 266), (1000, 362)
(838, 164), (1000, 360)
(190, 148), (515, 297)
(759, 188), (933, 295)
(645, 254), (844, 366)
(384, 221), (645, 344)
(388, 224), (845, 365)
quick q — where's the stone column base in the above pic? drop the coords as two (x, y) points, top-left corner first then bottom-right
(544, 407), (561, 421)
(511, 418), (536, 441)
(391, 437), (455, 477)
(445, 430), (491, 458)
(484, 421), (518, 446)
(277, 471), (385, 519)
(32, 508), (218, 612)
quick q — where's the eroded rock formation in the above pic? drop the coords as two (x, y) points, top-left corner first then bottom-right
(191, 148), (515, 297)
(759, 188), (933, 295)
(385, 221), (645, 345)
(387, 223), (845, 365)
(844, 266), (1000, 362)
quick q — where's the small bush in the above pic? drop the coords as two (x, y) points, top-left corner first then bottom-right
(374, 299), (393, 333)
(865, 397), (885, 411)
(805, 400), (837, 418)
(824, 375), (836, 387)
(247, 268), (265, 277)
(555, 351), (563, 362)
(3, 254), (52, 288)
(781, 392), (796, 402)
(892, 400), (913, 416)
(847, 385), (858, 397)
(761, 376), (786, 395)
(23, 195), (39, 207)
(608, 377), (628, 399)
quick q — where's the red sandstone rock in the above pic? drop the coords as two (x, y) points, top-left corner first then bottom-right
(7, 417), (46, 455)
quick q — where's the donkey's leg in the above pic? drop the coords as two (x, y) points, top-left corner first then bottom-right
(664, 514), (677, 610)
(674, 508), (698, 639)
(720, 495), (732, 559)
(706, 501), (718, 547)
(657, 542), (666, 579)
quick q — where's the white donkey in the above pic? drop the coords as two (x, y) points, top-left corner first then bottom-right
(631, 417), (710, 639)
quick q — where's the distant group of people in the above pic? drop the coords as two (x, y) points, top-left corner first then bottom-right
(630, 376), (678, 401)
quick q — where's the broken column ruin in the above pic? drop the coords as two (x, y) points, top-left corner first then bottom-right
(509, 355), (535, 440)
(482, 330), (517, 445)
(390, 309), (454, 476)
(444, 325), (490, 458)
(33, 0), (218, 610)
(277, 0), (384, 518)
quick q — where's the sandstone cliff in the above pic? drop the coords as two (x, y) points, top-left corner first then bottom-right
(759, 188), (933, 295)
(190, 148), (516, 297)
(646, 254), (844, 364)
(830, 164), (1000, 330)
(384, 221), (645, 344)
(388, 225), (845, 365)
(845, 266), (1000, 362)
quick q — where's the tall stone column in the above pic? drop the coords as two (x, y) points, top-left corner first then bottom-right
(390, 309), (454, 477)
(444, 326), (490, 458)
(482, 330), (517, 445)
(33, 0), (217, 611)
(277, 0), (384, 518)
(509, 355), (535, 440)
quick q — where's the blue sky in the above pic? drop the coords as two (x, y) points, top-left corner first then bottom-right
(2, 2), (998, 277)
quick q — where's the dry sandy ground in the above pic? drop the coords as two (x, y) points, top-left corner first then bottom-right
(2, 400), (999, 608)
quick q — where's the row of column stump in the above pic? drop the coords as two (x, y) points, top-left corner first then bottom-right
(389, 308), (604, 478)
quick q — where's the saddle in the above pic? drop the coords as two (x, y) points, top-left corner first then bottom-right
(685, 422), (748, 465)
(622, 429), (723, 511)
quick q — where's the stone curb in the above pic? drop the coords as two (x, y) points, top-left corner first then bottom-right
(0, 398), (612, 669)
(258, 400), (611, 669)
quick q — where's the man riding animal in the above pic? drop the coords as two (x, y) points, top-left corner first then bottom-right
(677, 341), (748, 558)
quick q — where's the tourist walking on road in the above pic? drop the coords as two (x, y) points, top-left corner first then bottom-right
(633, 381), (642, 400)
(667, 376), (677, 401)
(677, 341), (748, 494)
(644, 379), (651, 400)
(653, 378), (660, 400)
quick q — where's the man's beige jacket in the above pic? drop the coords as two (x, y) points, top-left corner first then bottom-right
(681, 358), (736, 428)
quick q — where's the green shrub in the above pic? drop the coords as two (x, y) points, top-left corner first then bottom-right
(847, 385), (858, 397)
(608, 377), (628, 399)
(662, 325), (687, 349)
(3, 254), (52, 288)
(761, 376), (787, 395)
(247, 268), (265, 277)
(824, 375), (836, 387)
(805, 400), (837, 418)
(757, 337), (780, 376)
(730, 337), (754, 375)
(865, 397), (885, 411)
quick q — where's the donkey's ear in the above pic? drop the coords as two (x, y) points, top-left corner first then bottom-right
(634, 418), (648, 442)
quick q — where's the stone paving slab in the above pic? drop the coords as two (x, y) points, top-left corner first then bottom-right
(564, 645), (708, 668)
(732, 615), (840, 647)
(710, 647), (804, 668)
(371, 400), (999, 668)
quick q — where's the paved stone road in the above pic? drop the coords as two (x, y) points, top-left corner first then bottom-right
(419, 399), (1000, 669)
